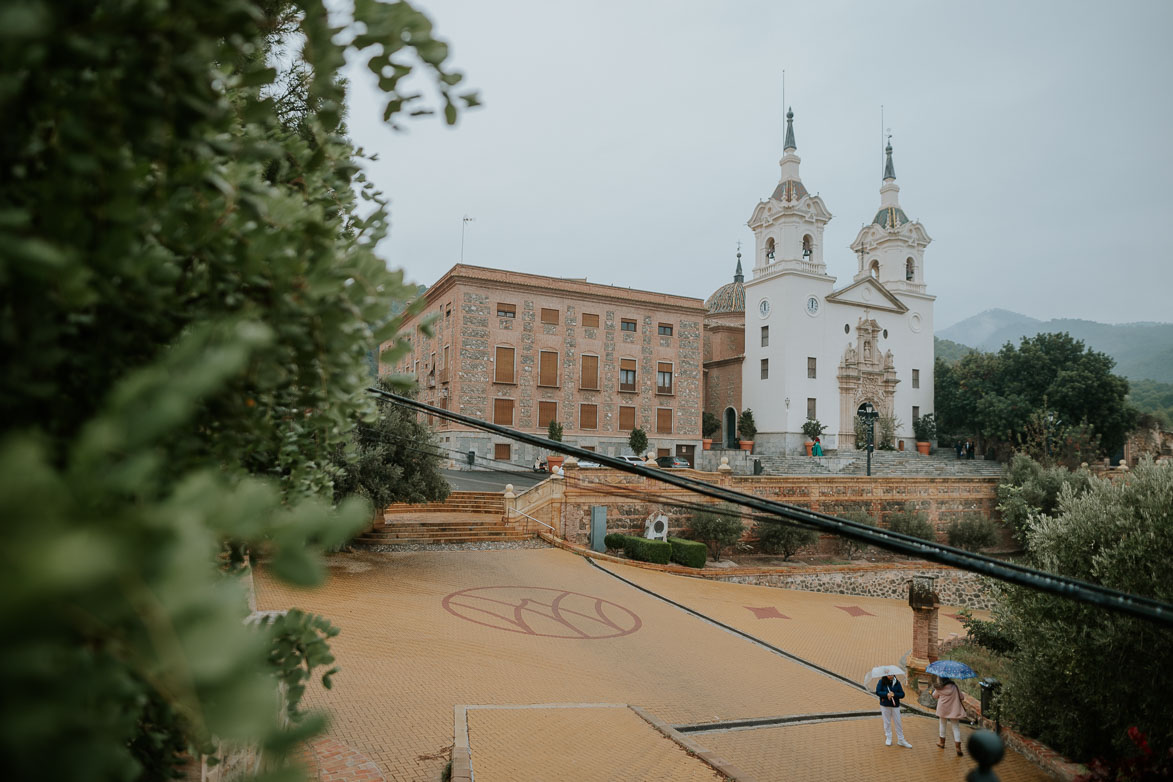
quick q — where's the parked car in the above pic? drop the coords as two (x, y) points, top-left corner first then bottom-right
(617, 455), (646, 466)
(655, 455), (691, 468)
(576, 460), (602, 468)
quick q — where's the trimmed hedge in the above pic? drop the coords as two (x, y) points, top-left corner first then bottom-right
(623, 535), (671, 565)
(668, 537), (707, 568)
(603, 533), (627, 551)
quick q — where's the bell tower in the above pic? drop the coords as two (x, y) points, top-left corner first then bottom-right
(850, 138), (932, 294)
(747, 108), (833, 281)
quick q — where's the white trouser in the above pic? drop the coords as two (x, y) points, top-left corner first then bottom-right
(939, 717), (961, 742)
(880, 706), (905, 741)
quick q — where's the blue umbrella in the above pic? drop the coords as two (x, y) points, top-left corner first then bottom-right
(926, 660), (977, 679)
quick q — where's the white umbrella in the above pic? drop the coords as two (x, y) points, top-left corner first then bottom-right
(863, 665), (906, 687)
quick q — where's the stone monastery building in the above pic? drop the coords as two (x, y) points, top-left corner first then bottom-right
(705, 109), (936, 455)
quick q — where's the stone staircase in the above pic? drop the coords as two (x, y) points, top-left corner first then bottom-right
(755, 449), (1005, 477)
(355, 491), (530, 546)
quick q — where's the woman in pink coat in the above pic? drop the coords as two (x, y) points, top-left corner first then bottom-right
(932, 677), (967, 756)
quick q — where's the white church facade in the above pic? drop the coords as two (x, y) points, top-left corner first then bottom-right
(738, 109), (935, 454)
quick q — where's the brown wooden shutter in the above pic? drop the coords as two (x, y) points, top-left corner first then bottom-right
(495, 346), (514, 383)
(580, 404), (597, 430)
(493, 398), (514, 425)
(538, 350), (558, 386)
(540, 307), (559, 325)
(582, 313), (599, 328)
(538, 401), (556, 428)
(580, 355), (599, 389)
(619, 406), (635, 431)
(657, 408), (672, 433)
(494, 443), (511, 460)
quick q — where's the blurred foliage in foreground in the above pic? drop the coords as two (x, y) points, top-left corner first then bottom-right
(0, 0), (475, 778)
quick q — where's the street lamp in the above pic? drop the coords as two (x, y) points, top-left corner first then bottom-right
(857, 402), (879, 476)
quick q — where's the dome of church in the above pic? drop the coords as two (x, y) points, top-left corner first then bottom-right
(706, 279), (745, 314)
(873, 205), (910, 229)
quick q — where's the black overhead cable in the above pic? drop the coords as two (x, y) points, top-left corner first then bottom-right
(368, 387), (1173, 628)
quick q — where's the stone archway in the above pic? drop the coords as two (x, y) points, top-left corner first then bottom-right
(723, 407), (738, 449)
(838, 317), (900, 450)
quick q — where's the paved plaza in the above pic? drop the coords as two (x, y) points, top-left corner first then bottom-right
(254, 547), (1049, 781)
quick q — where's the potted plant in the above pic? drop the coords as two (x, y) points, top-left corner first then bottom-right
(701, 411), (720, 451)
(737, 409), (757, 452)
(801, 418), (827, 456)
(545, 419), (565, 472)
(913, 412), (936, 455)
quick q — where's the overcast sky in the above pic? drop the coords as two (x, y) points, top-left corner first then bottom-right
(341, 0), (1173, 330)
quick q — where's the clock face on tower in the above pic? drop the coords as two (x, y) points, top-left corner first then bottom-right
(758, 298), (771, 319)
(805, 296), (820, 317)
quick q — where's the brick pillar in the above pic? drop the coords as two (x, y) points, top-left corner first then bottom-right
(907, 575), (940, 692)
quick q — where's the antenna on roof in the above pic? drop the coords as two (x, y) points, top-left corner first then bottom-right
(460, 214), (475, 263)
(880, 105), (884, 179)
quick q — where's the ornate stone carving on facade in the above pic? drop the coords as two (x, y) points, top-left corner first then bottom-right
(836, 317), (900, 447)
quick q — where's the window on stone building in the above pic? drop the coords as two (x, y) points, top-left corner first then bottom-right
(580, 354), (599, 389)
(619, 358), (636, 392)
(580, 404), (598, 430)
(581, 445), (595, 452)
(808, 357), (817, 379)
(445, 302), (451, 319)
(760, 358), (768, 380)
(538, 350), (559, 387)
(494, 346), (515, 384)
(807, 398), (817, 420)
(913, 406), (920, 424)
(497, 303), (516, 318)
(912, 369), (920, 389)
(618, 405), (636, 431)
(493, 398), (514, 426)
(538, 401), (557, 428)
(656, 408), (672, 434)
(761, 326), (768, 347)
(582, 313), (600, 328)
(620, 319), (637, 332)
(802, 234), (813, 259)
(906, 258), (915, 281)
(540, 307), (559, 325)
(657, 447), (671, 458)
(442, 345), (449, 371)
(656, 362), (673, 395)
(658, 323), (673, 336)
(494, 443), (511, 461)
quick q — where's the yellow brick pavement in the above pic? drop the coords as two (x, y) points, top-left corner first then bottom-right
(254, 548), (1046, 781)
(466, 706), (724, 782)
(696, 716), (1049, 781)
(594, 559), (982, 683)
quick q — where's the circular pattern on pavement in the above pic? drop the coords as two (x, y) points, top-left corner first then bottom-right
(442, 585), (642, 639)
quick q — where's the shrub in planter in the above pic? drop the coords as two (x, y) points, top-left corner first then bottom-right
(622, 536), (671, 565)
(603, 533), (627, 552)
(754, 521), (817, 560)
(668, 537), (707, 568)
(946, 513), (998, 551)
(912, 412), (937, 442)
(737, 409), (757, 441)
(702, 411), (721, 440)
(628, 427), (648, 459)
(885, 508), (936, 541)
(801, 418), (827, 441)
(834, 509), (877, 559)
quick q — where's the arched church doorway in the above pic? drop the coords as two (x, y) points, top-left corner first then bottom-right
(724, 407), (738, 449)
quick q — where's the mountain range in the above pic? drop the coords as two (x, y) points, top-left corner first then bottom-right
(938, 308), (1173, 384)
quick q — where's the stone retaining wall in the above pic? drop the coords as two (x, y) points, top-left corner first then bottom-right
(714, 566), (995, 610)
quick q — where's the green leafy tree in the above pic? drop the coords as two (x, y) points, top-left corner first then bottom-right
(935, 333), (1138, 458)
(996, 453), (1091, 547)
(628, 426), (648, 457)
(989, 458), (1173, 762)
(333, 379), (450, 516)
(835, 509), (876, 559)
(755, 521), (818, 560)
(687, 503), (745, 560)
(547, 419), (564, 442)
(0, 0), (475, 777)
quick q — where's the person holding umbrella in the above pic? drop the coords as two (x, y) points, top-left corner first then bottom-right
(933, 676), (967, 756)
(926, 659), (978, 757)
(867, 667), (912, 747)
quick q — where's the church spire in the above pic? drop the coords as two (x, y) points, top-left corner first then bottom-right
(783, 107), (796, 151)
(734, 247), (744, 283)
(883, 137), (895, 181)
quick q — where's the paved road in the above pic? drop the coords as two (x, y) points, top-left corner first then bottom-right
(254, 548), (1050, 781)
(441, 468), (544, 492)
